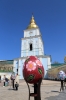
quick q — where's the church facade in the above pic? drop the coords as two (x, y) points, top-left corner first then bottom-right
(0, 60), (13, 79)
(13, 15), (51, 79)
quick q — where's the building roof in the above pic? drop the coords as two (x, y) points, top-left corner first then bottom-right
(0, 60), (13, 64)
(51, 63), (65, 67)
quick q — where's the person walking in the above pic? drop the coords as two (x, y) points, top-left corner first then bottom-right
(3, 75), (6, 87)
(11, 74), (15, 90)
(60, 77), (64, 91)
(58, 71), (65, 91)
(64, 72), (66, 89)
(0, 75), (1, 83)
(14, 74), (19, 90)
(9, 75), (12, 89)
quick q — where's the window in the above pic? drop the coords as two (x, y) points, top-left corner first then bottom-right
(30, 43), (33, 51)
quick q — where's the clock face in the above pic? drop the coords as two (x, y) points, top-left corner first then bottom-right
(29, 31), (32, 34)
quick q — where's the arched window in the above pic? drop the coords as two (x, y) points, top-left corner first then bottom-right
(30, 43), (33, 51)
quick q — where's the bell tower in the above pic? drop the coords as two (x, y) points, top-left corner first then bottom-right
(21, 15), (44, 57)
(13, 15), (51, 79)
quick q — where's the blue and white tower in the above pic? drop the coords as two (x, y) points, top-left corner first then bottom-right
(13, 15), (51, 79)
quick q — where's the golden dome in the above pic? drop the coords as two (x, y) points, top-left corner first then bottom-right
(26, 15), (38, 29)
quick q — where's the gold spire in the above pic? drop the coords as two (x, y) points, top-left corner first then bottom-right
(26, 15), (38, 29)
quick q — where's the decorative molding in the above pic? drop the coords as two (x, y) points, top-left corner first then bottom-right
(24, 27), (39, 31)
(21, 35), (41, 40)
(14, 55), (51, 60)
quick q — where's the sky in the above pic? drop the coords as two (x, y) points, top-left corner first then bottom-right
(0, 0), (66, 63)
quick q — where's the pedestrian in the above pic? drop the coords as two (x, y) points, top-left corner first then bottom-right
(0, 75), (1, 83)
(3, 75), (6, 87)
(11, 74), (15, 89)
(64, 72), (66, 89)
(9, 75), (13, 89)
(14, 73), (19, 90)
(5, 77), (9, 86)
(58, 71), (65, 91)
(15, 82), (19, 90)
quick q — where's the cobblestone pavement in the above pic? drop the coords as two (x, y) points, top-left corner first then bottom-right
(0, 80), (66, 100)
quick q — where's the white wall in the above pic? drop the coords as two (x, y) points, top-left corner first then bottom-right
(24, 28), (40, 38)
(47, 57), (51, 69)
(38, 37), (44, 55)
(21, 28), (44, 57)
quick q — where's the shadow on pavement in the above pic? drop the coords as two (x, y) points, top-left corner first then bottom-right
(45, 95), (58, 100)
(8, 88), (13, 90)
(8, 88), (18, 91)
(45, 90), (66, 100)
(51, 90), (60, 93)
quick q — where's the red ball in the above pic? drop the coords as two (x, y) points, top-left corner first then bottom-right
(23, 56), (44, 84)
